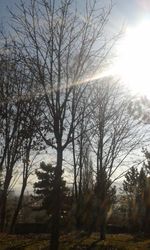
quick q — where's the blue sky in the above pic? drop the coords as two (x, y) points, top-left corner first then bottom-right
(1, 0), (150, 193)
(0, 0), (150, 29)
(115, 0), (150, 24)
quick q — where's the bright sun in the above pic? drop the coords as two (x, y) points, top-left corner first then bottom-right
(114, 20), (150, 97)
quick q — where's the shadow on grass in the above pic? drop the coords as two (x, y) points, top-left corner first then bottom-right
(5, 240), (48, 250)
(62, 237), (124, 250)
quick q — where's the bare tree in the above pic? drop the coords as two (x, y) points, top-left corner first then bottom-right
(88, 78), (147, 240)
(0, 45), (28, 231)
(0, 40), (42, 232)
(9, 0), (116, 248)
(72, 89), (93, 229)
(9, 99), (42, 233)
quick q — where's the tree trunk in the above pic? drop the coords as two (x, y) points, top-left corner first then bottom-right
(144, 206), (150, 233)
(75, 202), (82, 230)
(100, 203), (107, 241)
(100, 222), (106, 240)
(50, 148), (63, 250)
(72, 132), (78, 201)
(0, 191), (7, 232)
(9, 183), (26, 233)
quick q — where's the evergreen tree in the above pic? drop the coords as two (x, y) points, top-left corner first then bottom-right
(0, 167), (3, 192)
(34, 162), (69, 216)
(123, 166), (139, 195)
(142, 150), (150, 232)
(123, 166), (148, 231)
(123, 166), (139, 230)
(143, 149), (150, 174)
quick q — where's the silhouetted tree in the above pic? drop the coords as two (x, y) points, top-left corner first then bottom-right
(10, 0), (116, 248)
(88, 79), (144, 240)
(123, 166), (139, 230)
(0, 166), (2, 184)
(34, 162), (69, 216)
(72, 94), (93, 230)
(0, 45), (33, 232)
(123, 165), (149, 232)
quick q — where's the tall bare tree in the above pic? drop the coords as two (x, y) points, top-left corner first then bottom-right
(72, 89), (93, 229)
(0, 44), (28, 231)
(9, 99), (42, 233)
(0, 40), (42, 232)
(10, 0), (115, 248)
(88, 78), (146, 240)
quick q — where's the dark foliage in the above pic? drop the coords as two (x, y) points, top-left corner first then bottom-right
(33, 162), (71, 216)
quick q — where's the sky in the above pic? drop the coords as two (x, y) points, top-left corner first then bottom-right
(115, 0), (150, 24)
(0, 0), (150, 193)
(0, 0), (150, 29)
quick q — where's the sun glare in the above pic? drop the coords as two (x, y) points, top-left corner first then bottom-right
(114, 20), (150, 97)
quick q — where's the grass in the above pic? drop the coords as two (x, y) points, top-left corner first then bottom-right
(0, 234), (48, 250)
(0, 233), (150, 249)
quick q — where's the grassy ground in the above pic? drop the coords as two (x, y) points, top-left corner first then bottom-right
(0, 233), (150, 250)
